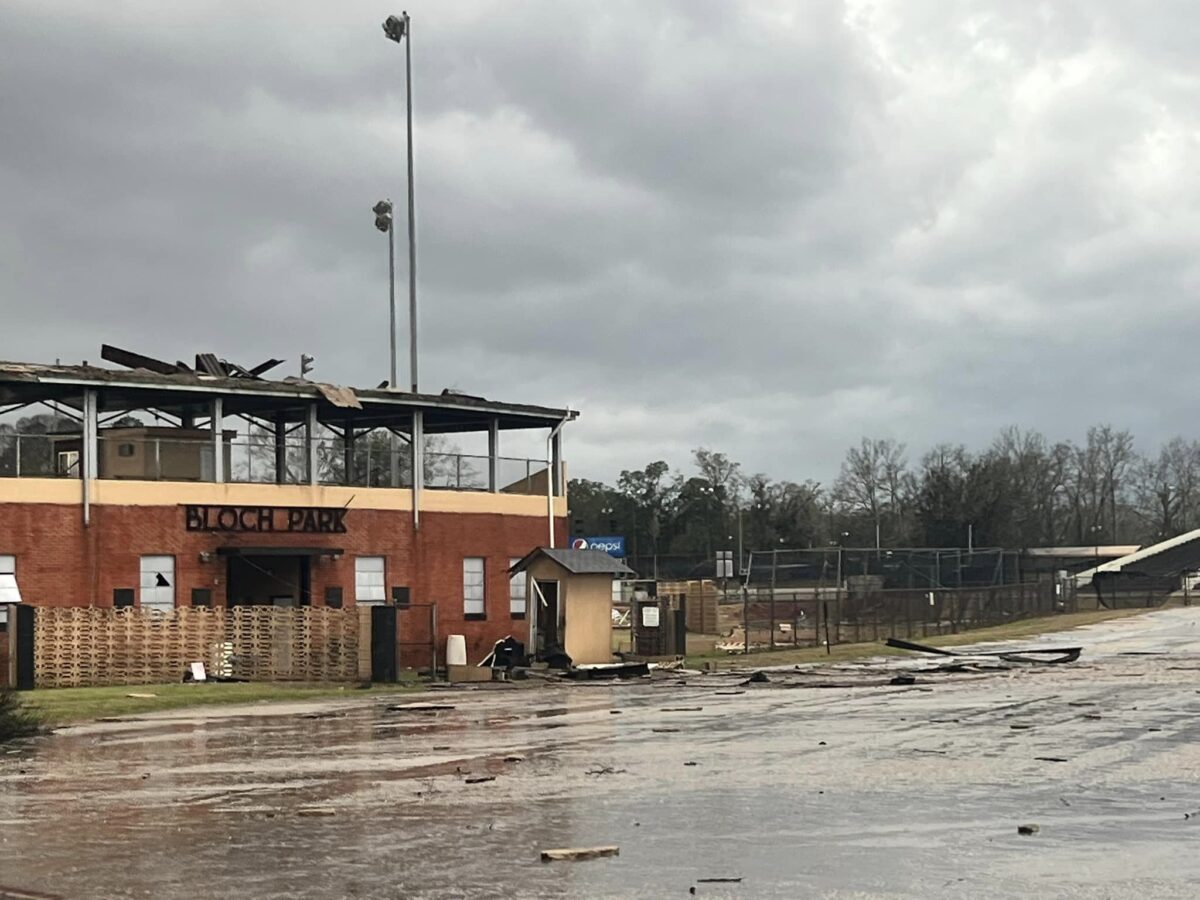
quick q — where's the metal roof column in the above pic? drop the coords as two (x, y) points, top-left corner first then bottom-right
(488, 417), (499, 492)
(274, 411), (287, 485)
(306, 403), (319, 486)
(211, 398), (225, 483)
(551, 429), (563, 497)
(82, 389), (98, 526)
(343, 420), (355, 486)
(411, 410), (423, 531)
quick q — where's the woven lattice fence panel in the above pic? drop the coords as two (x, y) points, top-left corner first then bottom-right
(33, 605), (358, 687)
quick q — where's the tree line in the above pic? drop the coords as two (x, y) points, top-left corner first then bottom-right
(568, 425), (1200, 557)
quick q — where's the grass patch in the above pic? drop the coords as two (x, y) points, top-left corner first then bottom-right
(685, 607), (1150, 669)
(1, 687), (41, 741)
(24, 678), (426, 727)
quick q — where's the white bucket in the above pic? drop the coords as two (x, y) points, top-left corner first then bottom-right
(446, 634), (467, 667)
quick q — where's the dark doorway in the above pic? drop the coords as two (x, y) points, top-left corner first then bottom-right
(226, 555), (311, 607)
(535, 580), (560, 655)
(371, 605), (397, 682)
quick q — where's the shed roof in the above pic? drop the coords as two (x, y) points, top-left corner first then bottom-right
(510, 547), (635, 577)
(1025, 545), (1141, 559)
(1076, 528), (1200, 585)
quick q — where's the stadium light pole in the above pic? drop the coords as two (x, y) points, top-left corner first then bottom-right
(382, 12), (419, 393)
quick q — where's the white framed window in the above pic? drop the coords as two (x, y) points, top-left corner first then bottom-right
(57, 450), (79, 476)
(355, 556), (386, 605)
(0, 555), (18, 625)
(509, 558), (526, 617)
(139, 555), (175, 613)
(463, 557), (485, 617)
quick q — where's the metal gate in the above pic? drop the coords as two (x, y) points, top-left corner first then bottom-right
(397, 602), (439, 673)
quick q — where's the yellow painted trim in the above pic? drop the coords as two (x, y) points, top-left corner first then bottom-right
(89, 481), (412, 509)
(0, 478), (81, 504)
(0, 478), (567, 517)
(422, 491), (568, 517)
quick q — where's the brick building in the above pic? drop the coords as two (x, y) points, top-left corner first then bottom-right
(0, 351), (574, 666)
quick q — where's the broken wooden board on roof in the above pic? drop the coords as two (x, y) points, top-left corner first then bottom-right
(316, 383), (362, 409)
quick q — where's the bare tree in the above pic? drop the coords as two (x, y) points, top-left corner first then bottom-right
(833, 438), (909, 546)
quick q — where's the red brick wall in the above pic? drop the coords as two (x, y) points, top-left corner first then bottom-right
(0, 502), (567, 666)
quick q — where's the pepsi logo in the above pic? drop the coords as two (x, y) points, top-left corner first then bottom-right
(571, 537), (588, 550)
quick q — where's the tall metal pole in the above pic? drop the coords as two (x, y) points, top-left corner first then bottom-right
(404, 11), (418, 394)
(388, 214), (396, 388)
(387, 213), (399, 488)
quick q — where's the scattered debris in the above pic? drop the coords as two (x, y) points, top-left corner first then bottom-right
(714, 690), (745, 696)
(1009, 724), (1034, 730)
(886, 638), (955, 656)
(662, 707), (704, 712)
(586, 766), (627, 776)
(651, 727), (680, 733)
(743, 671), (770, 685)
(885, 637), (1082, 664)
(1017, 824), (1040, 835)
(1036, 757), (1069, 763)
(1183, 810), (1200, 820)
(0, 882), (64, 899)
(697, 877), (743, 884)
(1083, 713), (1103, 720)
(504, 754), (526, 763)
(609, 710), (622, 715)
(683, 761), (698, 767)
(125, 692), (157, 699)
(387, 703), (456, 713)
(297, 807), (337, 817)
(564, 661), (650, 680)
(890, 674), (917, 686)
(465, 775), (496, 785)
(541, 846), (619, 862)
(433, 746), (452, 751)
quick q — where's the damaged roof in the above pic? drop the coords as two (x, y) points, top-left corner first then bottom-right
(510, 548), (635, 577)
(1076, 529), (1200, 585)
(0, 357), (576, 431)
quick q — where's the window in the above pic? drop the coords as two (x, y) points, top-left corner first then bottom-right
(57, 450), (79, 476)
(117, 443), (136, 458)
(355, 556), (386, 605)
(509, 558), (527, 618)
(139, 555), (175, 613)
(463, 557), (485, 618)
(0, 555), (18, 626)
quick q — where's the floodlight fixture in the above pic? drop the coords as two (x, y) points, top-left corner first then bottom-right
(382, 13), (407, 42)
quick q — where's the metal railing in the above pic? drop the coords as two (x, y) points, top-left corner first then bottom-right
(0, 432), (76, 478)
(0, 431), (553, 495)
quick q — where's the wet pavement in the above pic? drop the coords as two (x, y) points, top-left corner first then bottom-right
(5, 609), (1200, 898)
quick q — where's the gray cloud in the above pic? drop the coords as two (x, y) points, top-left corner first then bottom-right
(2, 0), (1199, 487)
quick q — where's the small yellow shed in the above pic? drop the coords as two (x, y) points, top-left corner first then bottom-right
(510, 548), (634, 666)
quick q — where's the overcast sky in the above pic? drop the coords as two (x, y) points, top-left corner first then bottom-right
(1, 1), (1198, 484)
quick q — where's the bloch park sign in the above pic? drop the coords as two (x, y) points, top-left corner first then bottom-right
(184, 505), (348, 534)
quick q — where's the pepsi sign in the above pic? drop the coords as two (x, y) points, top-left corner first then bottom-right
(571, 536), (626, 557)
